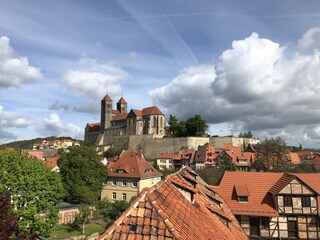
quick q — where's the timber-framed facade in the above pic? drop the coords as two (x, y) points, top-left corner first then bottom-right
(214, 171), (320, 239)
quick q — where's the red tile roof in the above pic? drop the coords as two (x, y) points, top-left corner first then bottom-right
(98, 167), (247, 240)
(112, 110), (120, 115)
(87, 122), (101, 131)
(44, 155), (59, 170)
(142, 106), (164, 116)
(102, 94), (112, 101)
(214, 171), (320, 216)
(129, 109), (142, 117)
(108, 150), (162, 179)
(111, 113), (128, 121)
(117, 97), (127, 104)
(286, 152), (301, 165)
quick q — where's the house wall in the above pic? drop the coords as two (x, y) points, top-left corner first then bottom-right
(138, 177), (161, 192)
(156, 158), (174, 170)
(58, 208), (79, 224)
(101, 178), (139, 202)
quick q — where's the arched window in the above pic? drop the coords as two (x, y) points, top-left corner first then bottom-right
(153, 116), (157, 127)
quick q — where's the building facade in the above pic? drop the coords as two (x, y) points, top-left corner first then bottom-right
(214, 171), (320, 239)
(101, 149), (162, 202)
(84, 95), (166, 146)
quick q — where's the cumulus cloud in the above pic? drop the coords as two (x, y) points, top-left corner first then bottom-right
(48, 101), (70, 112)
(38, 113), (83, 139)
(0, 105), (33, 141)
(298, 27), (320, 51)
(150, 31), (320, 147)
(62, 58), (128, 100)
(0, 36), (42, 88)
(72, 104), (99, 115)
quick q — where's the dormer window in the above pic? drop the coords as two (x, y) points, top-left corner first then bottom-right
(145, 169), (153, 173)
(239, 196), (248, 202)
(117, 169), (126, 174)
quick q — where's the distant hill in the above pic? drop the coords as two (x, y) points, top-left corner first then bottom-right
(0, 136), (83, 150)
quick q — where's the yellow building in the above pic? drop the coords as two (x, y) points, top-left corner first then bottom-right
(101, 149), (162, 202)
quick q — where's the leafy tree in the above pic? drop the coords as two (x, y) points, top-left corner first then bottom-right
(185, 115), (208, 136)
(58, 146), (107, 204)
(220, 157), (237, 171)
(195, 167), (223, 185)
(72, 205), (90, 233)
(168, 115), (208, 137)
(256, 137), (287, 170)
(239, 130), (253, 138)
(0, 190), (18, 239)
(96, 200), (129, 228)
(0, 151), (64, 237)
(250, 160), (267, 172)
(103, 147), (123, 158)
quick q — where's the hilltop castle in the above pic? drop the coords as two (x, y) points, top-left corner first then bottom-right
(84, 94), (166, 146)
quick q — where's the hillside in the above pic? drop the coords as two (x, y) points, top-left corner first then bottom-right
(0, 136), (83, 150)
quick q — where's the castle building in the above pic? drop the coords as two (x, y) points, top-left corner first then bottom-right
(84, 94), (166, 145)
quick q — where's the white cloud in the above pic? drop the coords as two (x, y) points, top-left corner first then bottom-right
(38, 113), (83, 139)
(0, 36), (42, 88)
(62, 58), (129, 100)
(298, 27), (320, 51)
(0, 105), (33, 141)
(150, 31), (320, 147)
(127, 51), (138, 60)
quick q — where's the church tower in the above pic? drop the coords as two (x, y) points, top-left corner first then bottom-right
(101, 94), (113, 132)
(116, 97), (128, 114)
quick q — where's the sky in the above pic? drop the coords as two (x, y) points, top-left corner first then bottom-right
(1, 0), (320, 148)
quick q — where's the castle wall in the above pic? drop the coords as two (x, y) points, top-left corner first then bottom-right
(210, 136), (260, 149)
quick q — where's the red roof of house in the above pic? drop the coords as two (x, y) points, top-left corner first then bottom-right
(117, 97), (127, 104)
(142, 106), (164, 116)
(222, 149), (255, 167)
(98, 167), (247, 240)
(286, 152), (301, 165)
(214, 171), (320, 217)
(111, 113), (128, 121)
(112, 110), (120, 115)
(102, 94), (112, 101)
(87, 122), (101, 131)
(129, 109), (142, 116)
(108, 150), (162, 179)
(44, 155), (59, 170)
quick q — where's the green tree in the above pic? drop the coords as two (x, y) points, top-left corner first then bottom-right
(58, 146), (107, 204)
(185, 115), (208, 136)
(220, 157), (237, 171)
(0, 190), (18, 239)
(0, 151), (64, 237)
(256, 137), (287, 170)
(103, 147), (123, 158)
(168, 115), (180, 136)
(72, 205), (90, 233)
(96, 200), (129, 228)
(195, 167), (223, 185)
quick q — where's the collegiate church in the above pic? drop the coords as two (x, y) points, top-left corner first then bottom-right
(84, 94), (166, 145)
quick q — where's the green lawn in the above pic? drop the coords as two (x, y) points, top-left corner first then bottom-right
(51, 222), (105, 239)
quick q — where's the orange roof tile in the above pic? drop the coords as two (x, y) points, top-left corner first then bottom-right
(129, 109), (142, 116)
(111, 113), (128, 121)
(286, 152), (301, 165)
(142, 106), (164, 116)
(234, 184), (250, 197)
(102, 94), (112, 101)
(214, 171), (320, 216)
(108, 150), (162, 179)
(98, 167), (247, 240)
(117, 97), (127, 104)
(87, 122), (101, 131)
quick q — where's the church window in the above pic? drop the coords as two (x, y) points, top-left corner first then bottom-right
(153, 116), (157, 127)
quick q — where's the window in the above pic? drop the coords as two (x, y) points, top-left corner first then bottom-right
(112, 180), (117, 186)
(284, 196), (293, 207)
(261, 217), (269, 229)
(288, 220), (298, 238)
(239, 196), (248, 202)
(160, 159), (166, 163)
(122, 180), (127, 186)
(122, 193), (127, 201)
(153, 116), (157, 127)
(118, 169), (124, 173)
(145, 169), (153, 173)
(302, 196), (311, 207)
(250, 217), (260, 236)
(112, 192), (116, 200)
(132, 181), (138, 187)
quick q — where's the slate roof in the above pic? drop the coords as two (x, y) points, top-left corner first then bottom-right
(108, 150), (162, 179)
(214, 171), (320, 217)
(98, 167), (247, 240)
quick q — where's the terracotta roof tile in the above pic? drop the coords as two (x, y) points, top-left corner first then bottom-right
(214, 171), (320, 217)
(87, 122), (101, 131)
(117, 97), (128, 104)
(111, 113), (128, 121)
(108, 150), (162, 179)
(102, 94), (112, 101)
(98, 167), (247, 240)
(142, 106), (164, 116)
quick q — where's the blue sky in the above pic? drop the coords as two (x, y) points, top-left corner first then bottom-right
(1, 0), (320, 148)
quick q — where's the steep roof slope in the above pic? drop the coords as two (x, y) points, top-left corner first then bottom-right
(98, 167), (247, 240)
(108, 150), (162, 179)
